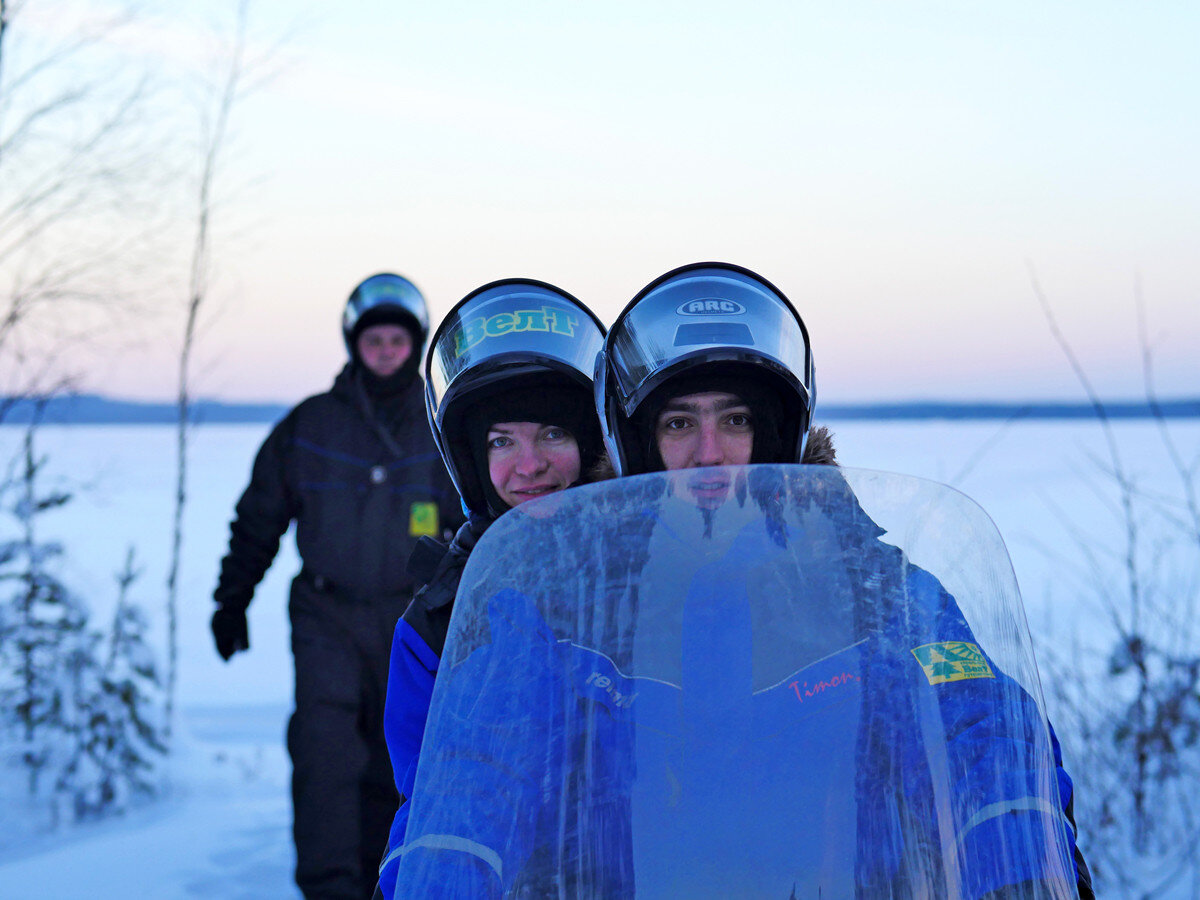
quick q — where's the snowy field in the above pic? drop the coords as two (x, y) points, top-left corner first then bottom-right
(0, 416), (1197, 898)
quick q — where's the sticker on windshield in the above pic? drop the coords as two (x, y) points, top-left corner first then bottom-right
(911, 641), (995, 685)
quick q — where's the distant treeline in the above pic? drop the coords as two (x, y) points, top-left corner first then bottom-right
(0, 394), (290, 425)
(3, 393), (1200, 425)
(819, 399), (1200, 421)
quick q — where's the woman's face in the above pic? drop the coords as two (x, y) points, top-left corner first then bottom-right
(486, 422), (582, 508)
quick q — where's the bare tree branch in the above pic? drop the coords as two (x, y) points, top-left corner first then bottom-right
(1028, 262), (1141, 631)
(165, 0), (254, 744)
(1137, 275), (1200, 551)
(0, 0), (12, 122)
(1032, 265), (1200, 881)
(0, 3), (170, 419)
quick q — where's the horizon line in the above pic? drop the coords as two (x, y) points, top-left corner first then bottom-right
(3, 392), (1199, 425)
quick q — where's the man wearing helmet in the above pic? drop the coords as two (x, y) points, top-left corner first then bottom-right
(596, 261), (1093, 898)
(211, 273), (464, 899)
(376, 279), (606, 900)
(596, 262), (820, 477)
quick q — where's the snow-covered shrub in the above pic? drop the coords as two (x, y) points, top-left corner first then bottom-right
(0, 425), (81, 798)
(1030, 277), (1200, 898)
(1038, 419), (1200, 899)
(53, 551), (167, 822)
(0, 421), (167, 826)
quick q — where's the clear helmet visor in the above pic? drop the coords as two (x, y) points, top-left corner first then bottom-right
(427, 281), (605, 424)
(343, 273), (429, 339)
(607, 264), (812, 419)
(425, 279), (606, 518)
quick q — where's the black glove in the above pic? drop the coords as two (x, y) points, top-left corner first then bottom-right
(211, 605), (249, 661)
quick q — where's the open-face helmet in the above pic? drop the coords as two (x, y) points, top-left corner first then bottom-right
(342, 273), (430, 359)
(596, 261), (815, 476)
(426, 279), (607, 519)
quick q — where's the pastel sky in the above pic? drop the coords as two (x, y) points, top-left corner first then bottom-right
(24, 1), (1200, 403)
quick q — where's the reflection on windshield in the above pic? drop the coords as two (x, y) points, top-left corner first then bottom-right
(678, 465), (738, 510)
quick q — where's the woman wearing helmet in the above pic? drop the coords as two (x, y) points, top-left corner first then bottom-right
(377, 279), (606, 899)
(595, 262), (1093, 898)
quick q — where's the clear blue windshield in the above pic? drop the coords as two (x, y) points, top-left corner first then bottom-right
(399, 466), (1077, 899)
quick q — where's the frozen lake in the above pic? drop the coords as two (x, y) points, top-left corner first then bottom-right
(4, 416), (1194, 710)
(0, 416), (1196, 897)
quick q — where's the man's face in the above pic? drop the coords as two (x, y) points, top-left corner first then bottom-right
(654, 391), (754, 470)
(356, 323), (414, 377)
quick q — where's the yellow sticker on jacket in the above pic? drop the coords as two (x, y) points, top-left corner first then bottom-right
(409, 502), (439, 537)
(911, 641), (995, 685)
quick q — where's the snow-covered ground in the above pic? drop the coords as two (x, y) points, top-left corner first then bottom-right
(0, 417), (1196, 897)
(0, 705), (298, 899)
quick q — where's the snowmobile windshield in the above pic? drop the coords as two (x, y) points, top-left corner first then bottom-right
(398, 466), (1079, 899)
(426, 281), (605, 424)
(605, 265), (812, 419)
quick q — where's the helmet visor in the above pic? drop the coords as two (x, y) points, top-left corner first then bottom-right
(344, 273), (429, 337)
(607, 265), (811, 417)
(428, 282), (605, 424)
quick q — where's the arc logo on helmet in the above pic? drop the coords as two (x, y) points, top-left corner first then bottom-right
(676, 298), (747, 316)
(453, 306), (579, 355)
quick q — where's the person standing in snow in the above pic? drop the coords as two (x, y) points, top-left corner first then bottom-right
(210, 273), (464, 899)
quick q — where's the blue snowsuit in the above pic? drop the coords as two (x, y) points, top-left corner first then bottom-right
(383, 473), (1089, 898)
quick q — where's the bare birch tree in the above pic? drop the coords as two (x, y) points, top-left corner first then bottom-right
(164, 0), (257, 743)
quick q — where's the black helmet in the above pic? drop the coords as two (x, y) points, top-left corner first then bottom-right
(596, 261), (815, 476)
(426, 279), (607, 519)
(342, 273), (430, 358)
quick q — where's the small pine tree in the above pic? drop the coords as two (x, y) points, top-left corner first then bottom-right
(55, 548), (167, 820)
(0, 421), (79, 797)
(1, 418), (166, 826)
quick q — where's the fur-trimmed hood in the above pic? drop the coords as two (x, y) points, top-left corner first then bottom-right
(801, 424), (837, 466)
(587, 424), (837, 482)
